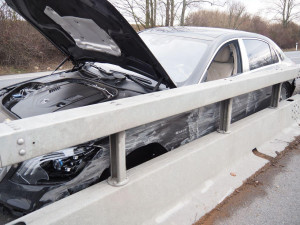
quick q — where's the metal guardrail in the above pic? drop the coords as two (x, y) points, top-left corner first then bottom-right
(0, 66), (299, 186)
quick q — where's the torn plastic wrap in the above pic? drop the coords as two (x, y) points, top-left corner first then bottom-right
(0, 166), (11, 182)
(39, 145), (110, 205)
(11, 142), (105, 185)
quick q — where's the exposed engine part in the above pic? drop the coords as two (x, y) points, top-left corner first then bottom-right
(2, 78), (118, 118)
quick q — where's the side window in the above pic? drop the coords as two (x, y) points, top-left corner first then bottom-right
(205, 41), (241, 82)
(243, 40), (273, 70)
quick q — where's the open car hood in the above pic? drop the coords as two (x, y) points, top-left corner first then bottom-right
(6, 0), (176, 88)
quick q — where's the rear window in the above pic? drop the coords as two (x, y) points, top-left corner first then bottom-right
(243, 39), (273, 70)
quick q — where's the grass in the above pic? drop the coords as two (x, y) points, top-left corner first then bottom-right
(283, 48), (297, 52)
(0, 62), (73, 76)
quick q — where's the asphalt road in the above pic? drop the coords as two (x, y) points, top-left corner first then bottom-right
(285, 51), (300, 64)
(198, 138), (300, 225)
(0, 71), (52, 89)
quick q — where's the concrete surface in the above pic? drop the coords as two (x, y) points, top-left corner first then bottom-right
(5, 103), (300, 225)
(3, 135), (300, 225)
(0, 71), (53, 89)
(285, 51), (300, 64)
(197, 138), (300, 225)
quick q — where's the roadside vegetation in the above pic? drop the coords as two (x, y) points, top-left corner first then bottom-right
(185, 1), (300, 50)
(0, 20), (69, 75)
(0, 0), (300, 75)
(0, 2), (70, 75)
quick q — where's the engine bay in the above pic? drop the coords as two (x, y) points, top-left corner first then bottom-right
(2, 78), (118, 118)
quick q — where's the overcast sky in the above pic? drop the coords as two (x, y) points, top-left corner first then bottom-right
(201, 0), (270, 18)
(239, 0), (267, 15)
(113, 0), (298, 25)
(196, 0), (285, 22)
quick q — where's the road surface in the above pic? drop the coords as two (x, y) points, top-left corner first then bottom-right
(197, 137), (300, 225)
(0, 71), (57, 89)
(285, 51), (300, 64)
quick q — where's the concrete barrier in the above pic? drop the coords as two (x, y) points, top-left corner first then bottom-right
(8, 95), (300, 225)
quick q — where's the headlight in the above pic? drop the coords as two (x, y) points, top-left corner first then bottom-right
(0, 166), (11, 182)
(11, 143), (103, 185)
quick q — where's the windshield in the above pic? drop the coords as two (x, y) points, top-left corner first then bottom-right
(140, 33), (209, 85)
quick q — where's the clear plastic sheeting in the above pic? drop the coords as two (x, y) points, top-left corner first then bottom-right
(11, 148), (79, 185)
(44, 6), (121, 56)
(11, 140), (106, 186)
(0, 166), (11, 182)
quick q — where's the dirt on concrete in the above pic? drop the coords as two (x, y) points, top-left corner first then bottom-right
(195, 136), (300, 225)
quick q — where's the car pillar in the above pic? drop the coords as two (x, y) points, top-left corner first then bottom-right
(270, 83), (282, 108)
(218, 98), (233, 134)
(108, 131), (129, 187)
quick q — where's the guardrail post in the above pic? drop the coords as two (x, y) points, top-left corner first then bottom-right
(270, 83), (282, 108)
(108, 131), (129, 187)
(218, 98), (233, 134)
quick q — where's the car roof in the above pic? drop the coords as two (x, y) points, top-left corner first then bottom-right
(140, 26), (267, 42)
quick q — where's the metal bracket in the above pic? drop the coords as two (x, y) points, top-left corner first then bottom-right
(108, 131), (129, 187)
(218, 98), (233, 134)
(270, 83), (282, 108)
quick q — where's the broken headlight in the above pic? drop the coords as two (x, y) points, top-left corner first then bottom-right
(11, 144), (102, 185)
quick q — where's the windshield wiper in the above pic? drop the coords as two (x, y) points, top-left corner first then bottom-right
(126, 74), (154, 90)
(91, 63), (156, 90)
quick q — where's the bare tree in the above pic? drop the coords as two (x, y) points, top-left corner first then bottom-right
(227, 0), (248, 29)
(179, 0), (225, 26)
(165, 0), (170, 26)
(150, 0), (157, 27)
(111, 0), (157, 30)
(268, 0), (300, 27)
(110, 0), (225, 28)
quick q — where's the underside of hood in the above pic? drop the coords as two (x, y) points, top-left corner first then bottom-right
(5, 0), (176, 88)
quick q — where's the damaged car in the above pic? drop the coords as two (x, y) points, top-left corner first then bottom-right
(0, 0), (296, 216)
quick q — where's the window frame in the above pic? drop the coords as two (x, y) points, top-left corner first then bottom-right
(199, 39), (242, 83)
(240, 38), (281, 73)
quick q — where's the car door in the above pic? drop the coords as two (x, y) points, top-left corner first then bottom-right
(196, 40), (244, 135)
(126, 40), (243, 153)
(239, 39), (280, 117)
